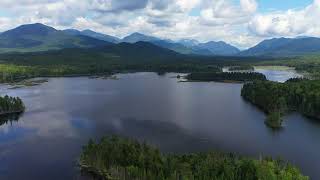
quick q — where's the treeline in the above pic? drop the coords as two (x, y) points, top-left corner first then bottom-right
(79, 136), (308, 180)
(241, 78), (320, 128)
(0, 95), (25, 115)
(0, 63), (222, 83)
(0, 64), (87, 83)
(228, 65), (254, 71)
(186, 72), (267, 82)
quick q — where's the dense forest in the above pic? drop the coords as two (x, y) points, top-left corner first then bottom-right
(228, 65), (254, 71)
(0, 63), (222, 83)
(0, 40), (318, 83)
(0, 44), (268, 83)
(241, 79), (320, 128)
(186, 72), (267, 82)
(80, 136), (308, 180)
(0, 95), (25, 115)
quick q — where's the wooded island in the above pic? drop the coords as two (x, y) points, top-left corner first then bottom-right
(0, 95), (25, 115)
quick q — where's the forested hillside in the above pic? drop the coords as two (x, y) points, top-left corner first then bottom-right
(240, 37), (320, 57)
(80, 136), (308, 180)
(0, 23), (111, 53)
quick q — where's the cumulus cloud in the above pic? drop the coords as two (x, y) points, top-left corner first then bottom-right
(249, 0), (320, 37)
(0, 0), (319, 48)
(199, 0), (257, 23)
(90, 0), (148, 12)
(240, 0), (258, 13)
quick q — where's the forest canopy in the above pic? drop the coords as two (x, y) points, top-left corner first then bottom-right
(79, 136), (308, 180)
(241, 79), (320, 128)
(186, 72), (267, 82)
(0, 95), (25, 115)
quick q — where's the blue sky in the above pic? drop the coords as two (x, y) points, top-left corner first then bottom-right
(0, 0), (319, 48)
(0, 8), (10, 17)
(258, 0), (313, 11)
(190, 0), (314, 16)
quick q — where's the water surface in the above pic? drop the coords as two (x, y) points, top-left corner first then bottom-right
(254, 66), (303, 82)
(223, 66), (302, 82)
(0, 73), (319, 179)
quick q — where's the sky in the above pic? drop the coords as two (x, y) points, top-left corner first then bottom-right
(0, 0), (319, 49)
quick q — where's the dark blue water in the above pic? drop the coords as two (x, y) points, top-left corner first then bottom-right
(0, 72), (319, 179)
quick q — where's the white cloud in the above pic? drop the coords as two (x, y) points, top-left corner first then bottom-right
(249, 0), (320, 37)
(0, 0), (319, 48)
(240, 0), (258, 13)
(176, 0), (201, 12)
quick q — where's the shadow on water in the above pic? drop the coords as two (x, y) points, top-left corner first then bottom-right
(0, 113), (24, 127)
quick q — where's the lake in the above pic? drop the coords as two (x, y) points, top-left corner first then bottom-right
(223, 65), (303, 82)
(0, 71), (319, 180)
(254, 66), (303, 82)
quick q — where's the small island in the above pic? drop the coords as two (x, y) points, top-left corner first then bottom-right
(0, 95), (25, 116)
(186, 72), (267, 83)
(241, 78), (320, 129)
(79, 136), (308, 180)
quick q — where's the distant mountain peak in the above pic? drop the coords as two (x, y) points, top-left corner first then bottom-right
(178, 39), (200, 47)
(63, 29), (82, 36)
(131, 32), (144, 36)
(16, 23), (56, 31)
(0, 23), (111, 52)
(122, 32), (160, 43)
(2, 23), (57, 37)
(240, 36), (320, 57)
(63, 29), (120, 43)
(82, 29), (96, 33)
(196, 41), (240, 55)
(127, 32), (154, 38)
(295, 36), (313, 39)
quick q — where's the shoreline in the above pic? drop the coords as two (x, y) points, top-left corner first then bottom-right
(0, 110), (24, 116)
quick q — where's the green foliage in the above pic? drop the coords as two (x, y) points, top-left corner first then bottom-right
(265, 111), (283, 129)
(80, 136), (308, 180)
(241, 79), (320, 128)
(0, 95), (25, 115)
(228, 65), (254, 71)
(186, 72), (267, 82)
(0, 64), (90, 83)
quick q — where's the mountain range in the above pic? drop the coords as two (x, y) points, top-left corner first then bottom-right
(0, 23), (320, 57)
(0, 23), (240, 55)
(240, 37), (320, 57)
(0, 23), (111, 53)
(63, 29), (120, 43)
(120, 32), (240, 56)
